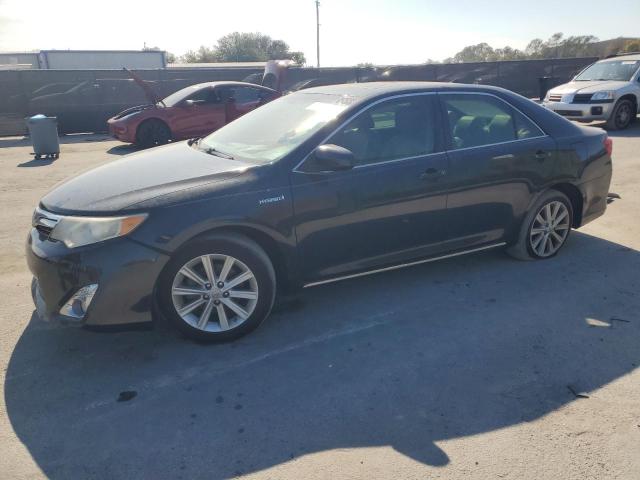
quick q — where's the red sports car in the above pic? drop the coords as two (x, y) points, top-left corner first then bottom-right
(107, 76), (279, 147)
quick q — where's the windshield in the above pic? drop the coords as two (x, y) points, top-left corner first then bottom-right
(162, 85), (206, 107)
(575, 60), (640, 82)
(198, 92), (353, 163)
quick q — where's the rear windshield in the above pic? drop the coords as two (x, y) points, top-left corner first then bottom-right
(198, 93), (353, 163)
(575, 60), (640, 82)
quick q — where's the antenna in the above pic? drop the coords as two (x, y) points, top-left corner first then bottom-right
(316, 0), (320, 68)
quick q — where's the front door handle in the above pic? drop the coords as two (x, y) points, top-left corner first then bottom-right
(420, 168), (445, 180)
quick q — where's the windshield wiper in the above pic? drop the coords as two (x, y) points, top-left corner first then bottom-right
(203, 146), (235, 160)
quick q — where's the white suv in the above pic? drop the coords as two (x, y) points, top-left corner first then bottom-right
(543, 53), (640, 130)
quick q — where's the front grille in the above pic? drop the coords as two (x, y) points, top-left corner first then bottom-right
(572, 94), (593, 104)
(555, 110), (583, 117)
(548, 94), (563, 102)
(32, 207), (61, 238)
(35, 224), (54, 236)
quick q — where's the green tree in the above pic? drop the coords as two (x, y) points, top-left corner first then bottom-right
(180, 32), (306, 65)
(181, 46), (217, 63)
(448, 33), (601, 63)
(142, 45), (176, 64)
(624, 39), (640, 53)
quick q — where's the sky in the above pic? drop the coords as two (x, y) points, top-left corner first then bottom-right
(1, 0), (638, 66)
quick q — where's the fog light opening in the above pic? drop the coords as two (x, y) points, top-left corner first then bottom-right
(60, 284), (98, 319)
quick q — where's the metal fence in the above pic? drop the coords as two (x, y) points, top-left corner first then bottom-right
(0, 57), (597, 136)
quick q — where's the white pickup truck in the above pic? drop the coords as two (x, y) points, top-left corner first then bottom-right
(543, 53), (640, 130)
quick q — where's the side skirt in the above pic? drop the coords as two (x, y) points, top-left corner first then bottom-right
(303, 242), (507, 288)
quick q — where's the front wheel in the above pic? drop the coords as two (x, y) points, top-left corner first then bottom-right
(158, 234), (276, 342)
(136, 119), (172, 148)
(507, 190), (573, 261)
(605, 99), (634, 131)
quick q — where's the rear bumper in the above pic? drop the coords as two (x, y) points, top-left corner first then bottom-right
(542, 101), (614, 121)
(26, 229), (169, 326)
(578, 173), (613, 227)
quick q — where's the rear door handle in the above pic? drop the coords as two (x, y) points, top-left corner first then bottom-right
(420, 168), (445, 180)
(535, 150), (549, 161)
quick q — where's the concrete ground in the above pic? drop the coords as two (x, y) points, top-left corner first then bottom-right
(1, 126), (639, 480)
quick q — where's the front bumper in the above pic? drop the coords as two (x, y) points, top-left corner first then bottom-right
(107, 119), (135, 143)
(26, 228), (169, 326)
(542, 101), (614, 121)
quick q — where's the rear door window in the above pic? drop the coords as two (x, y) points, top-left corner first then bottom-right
(233, 86), (263, 103)
(441, 93), (542, 149)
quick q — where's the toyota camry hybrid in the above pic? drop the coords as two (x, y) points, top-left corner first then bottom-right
(27, 82), (613, 342)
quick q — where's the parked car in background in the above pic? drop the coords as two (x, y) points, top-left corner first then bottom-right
(26, 78), (161, 134)
(107, 77), (280, 147)
(29, 82), (613, 342)
(543, 53), (640, 130)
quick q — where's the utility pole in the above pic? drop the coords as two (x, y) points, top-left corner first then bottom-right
(315, 0), (320, 68)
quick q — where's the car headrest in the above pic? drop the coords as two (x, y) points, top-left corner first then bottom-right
(453, 116), (487, 148)
(487, 114), (514, 143)
(353, 112), (374, 131)
(394, 105), (424, 131)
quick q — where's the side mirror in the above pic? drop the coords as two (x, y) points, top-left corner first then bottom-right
(312, 144), (355, 171)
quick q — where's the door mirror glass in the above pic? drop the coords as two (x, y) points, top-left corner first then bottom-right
(312, 144), (355, 171)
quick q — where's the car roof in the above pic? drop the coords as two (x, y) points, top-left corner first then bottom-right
(297, 81), (510, 99)
(599, 53), (640, 62)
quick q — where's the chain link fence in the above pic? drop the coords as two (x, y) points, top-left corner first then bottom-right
(0, 57), (596, 136)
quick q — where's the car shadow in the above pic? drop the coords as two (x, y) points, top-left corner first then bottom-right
(588, 119), (640, 138)
(5, 231), (640, 478)
(16, 157), (56, 168)
(0, 133), (114, 150)
(106, 144), (143, 156)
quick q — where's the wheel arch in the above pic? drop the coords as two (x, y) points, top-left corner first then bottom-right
(549, 183), (583, 227)
(618, 93), (638, 114)
(135, 117), (173, 143)
(170, 224), (295, 294)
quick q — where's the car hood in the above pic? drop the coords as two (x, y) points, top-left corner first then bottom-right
(40, 142), (254, 214)
(109, 104), (155, 120)
(549, 80), (628, 95)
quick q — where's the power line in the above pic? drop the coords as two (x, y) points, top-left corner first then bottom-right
(316, 0), (320, 68)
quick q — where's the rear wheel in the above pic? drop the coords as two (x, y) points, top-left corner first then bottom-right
(158, 234), (276, 342)
(136, 119), (172, 148)
(507, 190), (573, 261)
(605, 99), (634, 131)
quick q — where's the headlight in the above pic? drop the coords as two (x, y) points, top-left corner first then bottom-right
(50, 214), (147, 248)
(591, 91), (614, 101)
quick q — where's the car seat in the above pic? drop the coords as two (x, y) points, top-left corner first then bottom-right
(486, 114), (515, 144)
(381, 105), (432, 159)
(453, 115), (486, 148)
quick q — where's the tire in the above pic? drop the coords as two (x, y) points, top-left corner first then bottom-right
(158, 233), (276, 342)
(135, 119), (172, 148)
(507, 190), (573, 261)
(605, 99), (634, 131)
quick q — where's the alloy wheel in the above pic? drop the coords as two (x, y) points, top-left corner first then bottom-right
(171, 254), (259, 332)
(529, 201), (570, 257)
(615, 103), (631, 129)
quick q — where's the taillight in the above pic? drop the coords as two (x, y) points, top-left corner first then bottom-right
(604, 136), (613, 157)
